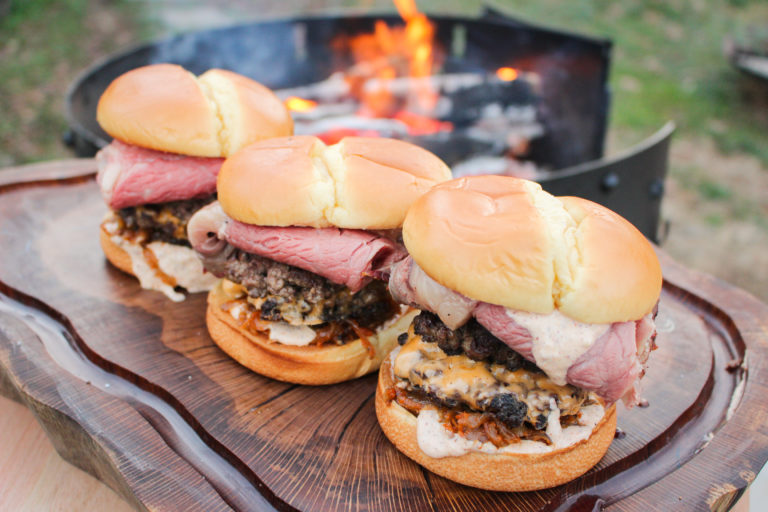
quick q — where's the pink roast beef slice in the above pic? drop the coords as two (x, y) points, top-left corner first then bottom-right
(96, 140), (223, 209)
(388, 257), (476, 330)
(187, 202), (229, 256)
(188, 202), (407, 292)
(225, 220), (406, 292)
(566, 321), (643, 405)
(473, 302), (536, 361)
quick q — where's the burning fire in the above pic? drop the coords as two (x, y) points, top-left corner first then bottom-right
(341, 0), (448, 135)
(496, 67), (519, 82)
(284, 96), (317, 112)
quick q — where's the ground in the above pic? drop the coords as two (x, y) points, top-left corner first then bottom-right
(0, 0), (766, 302)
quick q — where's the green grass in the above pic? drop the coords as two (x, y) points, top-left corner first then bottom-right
(483, 0), (768, 166)
(0, 0), (154, 165)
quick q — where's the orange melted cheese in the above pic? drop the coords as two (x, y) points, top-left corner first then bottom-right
(393, 332), (587, 423)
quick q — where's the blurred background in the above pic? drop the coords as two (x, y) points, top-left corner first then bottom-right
(1, 0), (767, 307)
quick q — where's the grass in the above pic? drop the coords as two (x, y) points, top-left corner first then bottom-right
(0, 0), (154, 166)
(483, 0), (768, 167)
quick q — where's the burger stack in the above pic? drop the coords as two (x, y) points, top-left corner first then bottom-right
(96, 65), (662, 492)
(96, 64), (292, 301)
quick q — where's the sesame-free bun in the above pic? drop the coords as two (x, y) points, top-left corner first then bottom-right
(97, 64), (293, 157)
(100, 223), (135, 277)
(206, 281), (418, 385)
(403, 176), (662, 324)
(375, 354), (617, 491)
(216, 135), (452, 230)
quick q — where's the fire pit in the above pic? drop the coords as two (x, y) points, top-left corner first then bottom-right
(65, 6), (672, 241)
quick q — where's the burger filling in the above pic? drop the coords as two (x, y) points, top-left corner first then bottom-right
(103, 196), (220, 301)
(213, 251), (401, 350)
(116, 196), (216, 247)
(389, 312), (604, 452)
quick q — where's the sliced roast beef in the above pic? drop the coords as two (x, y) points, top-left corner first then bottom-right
(566, 322), (642, 404)
(96, 140), (223, 209)
(473, 303), (536, 361)
(188, 202), (407, 292)
(388, 257), (476, 330)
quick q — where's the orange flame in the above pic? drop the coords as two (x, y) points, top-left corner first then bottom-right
(395, 0), (437, 111)
(341, 0), (441, 124)
(394, 111), (452, 136)
(496, 67), (519, 82)
(285, 96), (318, 112)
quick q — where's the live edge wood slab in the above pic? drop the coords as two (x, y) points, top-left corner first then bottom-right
(1, 160), (767, 512)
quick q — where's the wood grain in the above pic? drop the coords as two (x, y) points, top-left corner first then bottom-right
(0, 160), (766, 511)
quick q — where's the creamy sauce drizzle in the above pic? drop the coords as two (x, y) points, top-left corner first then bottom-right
(506, 309), (610, 385)
(227, 304), (316, 346)
(267, 323), (317, 346)
(105, 219), (217, 302)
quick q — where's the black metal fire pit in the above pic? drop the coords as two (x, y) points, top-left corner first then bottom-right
(65, 8), (673, 242)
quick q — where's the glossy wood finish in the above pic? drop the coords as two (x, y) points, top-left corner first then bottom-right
(0, 160), (766, 511)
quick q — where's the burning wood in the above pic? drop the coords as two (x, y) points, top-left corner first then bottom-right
(278, 0), (545, 176)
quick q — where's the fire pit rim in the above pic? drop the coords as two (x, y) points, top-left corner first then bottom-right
(64, 7), (612, 156)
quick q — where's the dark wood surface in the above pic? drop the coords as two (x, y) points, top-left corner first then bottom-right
(0, 159), (766, 511)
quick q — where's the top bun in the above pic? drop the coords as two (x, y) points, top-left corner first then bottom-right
(97, 64), (293, 157)
(403, 176), (662, 324)
(217, 135), (452, 230)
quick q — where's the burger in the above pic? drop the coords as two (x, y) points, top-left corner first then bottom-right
(96, 63), (293, 301)
(376, 175), (662, 491)
(187, 135), (452, 384)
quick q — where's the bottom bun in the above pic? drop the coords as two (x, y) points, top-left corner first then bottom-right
(375, 354), (617, 491)
(207, 281), (417, 385)
(100, 224), (136, 277)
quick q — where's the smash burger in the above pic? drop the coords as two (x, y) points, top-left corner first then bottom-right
(188, 135), (452, 384)
(96, 64), (293, 301)
(376, 176), (662, 491)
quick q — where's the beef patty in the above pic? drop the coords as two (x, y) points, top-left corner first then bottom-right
(209, 248), (398, 328)
(117, 196), (216, 247)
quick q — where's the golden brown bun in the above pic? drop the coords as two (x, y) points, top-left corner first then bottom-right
(403, 176), (662, 323)
(100, 223), (135, 277)
(375, 355), (617, 491)
(216, 135), (452, 229)
(97, 64), (293, 157)
(206, 281), (418, 385)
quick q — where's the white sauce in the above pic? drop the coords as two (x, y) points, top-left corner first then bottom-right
(227, 306), (321, 347)
(105, 220), (216, 302)
(506, 309), (609, 385)
(147, 242), (218, 293)
(267, 323), (317, 346)
(416, 403), (605, 458)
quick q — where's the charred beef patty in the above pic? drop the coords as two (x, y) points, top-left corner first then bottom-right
(392, 312), (593, 445)
(208, 248), (399, 338)
(117, 196), (216, 246)
(408, 311), (541, 373)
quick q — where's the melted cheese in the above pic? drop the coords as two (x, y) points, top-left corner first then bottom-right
(416, 403), (605, 458)
(505, 309), (609, 385)
(394, 334), (586, 423)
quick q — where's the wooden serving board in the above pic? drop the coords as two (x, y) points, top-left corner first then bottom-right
(1, 160), (767, 512)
